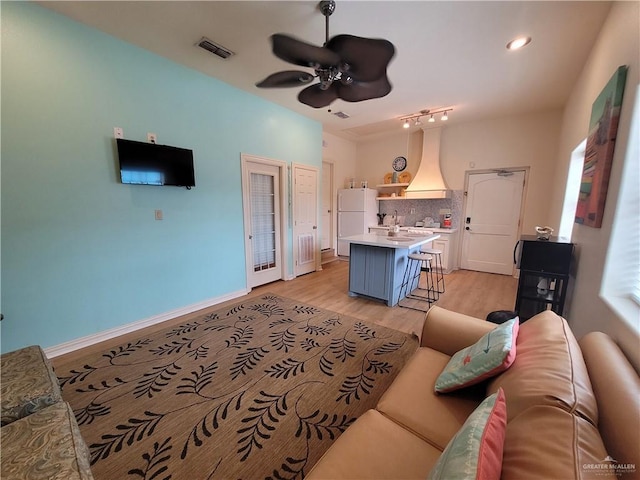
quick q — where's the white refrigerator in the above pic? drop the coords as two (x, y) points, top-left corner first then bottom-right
(337, 188), (379, 256)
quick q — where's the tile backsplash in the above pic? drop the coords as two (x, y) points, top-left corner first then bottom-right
(377, 190), (464, 229)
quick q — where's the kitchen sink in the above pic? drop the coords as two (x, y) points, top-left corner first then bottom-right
(386, 236), (415, 242)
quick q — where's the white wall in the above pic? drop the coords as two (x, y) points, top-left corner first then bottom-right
(442, 111), (562, 233)
(322, 132), (357, 253)
(322, 132), (357, 189)
(548, 1), (639, 368)
(353, 110), (563, 234)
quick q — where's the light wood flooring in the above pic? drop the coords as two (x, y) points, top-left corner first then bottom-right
(54, 260), (517, 370)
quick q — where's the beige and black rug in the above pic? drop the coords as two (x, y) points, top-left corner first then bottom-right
(57, 294), (419, 479)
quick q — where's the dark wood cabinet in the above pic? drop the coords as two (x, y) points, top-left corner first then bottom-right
(514, 235), (574, 321)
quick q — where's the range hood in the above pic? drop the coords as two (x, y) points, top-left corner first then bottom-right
(404, 127), (451, 199)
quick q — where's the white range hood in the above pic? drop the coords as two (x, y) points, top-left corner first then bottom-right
(404, 127), (451, 199)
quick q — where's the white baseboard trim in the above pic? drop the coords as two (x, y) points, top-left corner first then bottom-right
(44, 289), (250, 358)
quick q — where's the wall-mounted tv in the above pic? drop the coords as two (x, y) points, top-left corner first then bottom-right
(116, 138), (195, 188)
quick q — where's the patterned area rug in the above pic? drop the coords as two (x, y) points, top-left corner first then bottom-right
(57, 294), (419, 479)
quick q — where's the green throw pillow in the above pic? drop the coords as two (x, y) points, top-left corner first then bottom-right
(428, 388), (507, 480)
(435, 317), (519, 393)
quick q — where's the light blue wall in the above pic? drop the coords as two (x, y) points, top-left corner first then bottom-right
(1, 2), (322, 353)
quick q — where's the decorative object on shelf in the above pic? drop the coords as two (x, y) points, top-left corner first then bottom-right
(535, 226), (554, 240)
(392, 171), (398, 183)
(383, 172), (393, 184)
(255, 0), (395, 108)
(392, 156), (407, 172)
(401, 107), (453, 128)
(398, 171), (412, 183)
(361, 180), (368, 188)
(575, 65), (628, 228)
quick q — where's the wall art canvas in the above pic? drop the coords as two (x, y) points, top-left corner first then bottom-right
(575, 65), (628, 228)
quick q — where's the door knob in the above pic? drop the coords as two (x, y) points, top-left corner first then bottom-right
(465, 226), (470, 231)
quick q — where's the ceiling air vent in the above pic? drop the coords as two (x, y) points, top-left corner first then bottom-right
(333, 111), (350, 119)
(196, 37), (234, 59)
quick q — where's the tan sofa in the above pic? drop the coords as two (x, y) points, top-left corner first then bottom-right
(307, 307), (640, 480)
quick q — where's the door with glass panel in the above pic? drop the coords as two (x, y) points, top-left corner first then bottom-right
(242, 157), (284, 288)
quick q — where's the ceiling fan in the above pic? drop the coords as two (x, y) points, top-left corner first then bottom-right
(255, 0), (395, 108)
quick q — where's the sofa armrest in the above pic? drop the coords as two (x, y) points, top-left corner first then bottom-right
(421, 306), (494, 355)
(580, 331), (640, 472)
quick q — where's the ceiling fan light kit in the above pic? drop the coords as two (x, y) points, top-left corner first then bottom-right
(255, 0), (395, 108)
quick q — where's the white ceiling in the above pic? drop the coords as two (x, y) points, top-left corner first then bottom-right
(38, 1), (612, 141)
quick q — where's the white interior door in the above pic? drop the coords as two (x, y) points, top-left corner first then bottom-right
(241, 156), (285, 288)
(460, 170), (526, 275)
(293, 164), (319, 276)
(321, 161), (333, 251)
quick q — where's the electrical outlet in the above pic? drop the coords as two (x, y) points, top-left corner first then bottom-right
(114, 127), (124, 139)
(147, 133), (157, 144)
(410, 208), (416, 214)
(155, 209), (163, 221)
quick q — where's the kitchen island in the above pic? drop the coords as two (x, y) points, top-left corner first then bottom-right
(343, 233), (440, 306)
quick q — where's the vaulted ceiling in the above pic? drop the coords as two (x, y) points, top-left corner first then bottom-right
(39, 1), (612, 140)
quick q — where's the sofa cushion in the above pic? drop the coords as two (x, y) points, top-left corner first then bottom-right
(428, 388), (507, 480)
(486, 311), (598, 424)
(376, 348), (484, 450)
(501, 405), (615, 480)
(305, 409), (442, 480)
(580, 332), (640, 474)
(0, 402), (94, 480)
(1, 345), (63, 425)
(435, 318), (519, 393)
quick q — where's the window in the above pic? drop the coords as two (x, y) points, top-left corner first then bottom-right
(601, 85), (640, 331)
(558, 139), (587, 241)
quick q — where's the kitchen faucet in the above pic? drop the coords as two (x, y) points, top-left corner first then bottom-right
(394, 210), (398, 225)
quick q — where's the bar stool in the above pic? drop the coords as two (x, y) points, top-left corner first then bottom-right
(420, 248), (445, 294)
(398, 252), (439, 311)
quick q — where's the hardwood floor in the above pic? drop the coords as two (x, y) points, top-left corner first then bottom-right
(54, 261), (517, 370)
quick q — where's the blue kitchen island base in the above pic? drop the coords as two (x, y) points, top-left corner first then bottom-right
(347, 241), (426, 306)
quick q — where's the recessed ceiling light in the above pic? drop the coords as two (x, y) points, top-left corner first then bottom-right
(506, 36), (532, 51)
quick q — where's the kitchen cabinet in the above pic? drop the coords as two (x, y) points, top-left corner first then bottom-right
(514, 235), (574, 321)
(432, 238), (450, 273)
(369, 227), (458, 273)
(349, 244), (392, 301)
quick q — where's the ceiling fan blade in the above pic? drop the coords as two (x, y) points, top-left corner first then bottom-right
(326, 34), (395, 82)
(298, 83), (339, 108)
(271, 34), (341, 68)
(337, 76), (392, 103)
(256, 70), (315, 88)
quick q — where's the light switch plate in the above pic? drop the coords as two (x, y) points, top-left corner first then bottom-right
(147, 133), (157, 144)
(114, 127), (124, 139)
(155, 209), (163, 221)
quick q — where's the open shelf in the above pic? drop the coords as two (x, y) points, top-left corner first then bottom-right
(376, 183), (410, 200)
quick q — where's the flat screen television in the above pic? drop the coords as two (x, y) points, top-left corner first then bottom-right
(116, 138), (195, 188)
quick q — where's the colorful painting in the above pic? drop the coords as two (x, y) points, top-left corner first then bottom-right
(575, 65), (628, 228)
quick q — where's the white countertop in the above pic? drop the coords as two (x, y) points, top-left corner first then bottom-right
(342, 233), (441, 249)
(369, 226), (458, 234)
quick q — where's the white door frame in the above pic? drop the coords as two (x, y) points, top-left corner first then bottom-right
(321, 160), (335, 253)
(457, 167), (528, 276)
(241, 153), (289, 289)
(292, 163), (320, 276)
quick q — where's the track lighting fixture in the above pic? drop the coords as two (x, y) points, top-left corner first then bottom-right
(400, 107), (453, 128)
